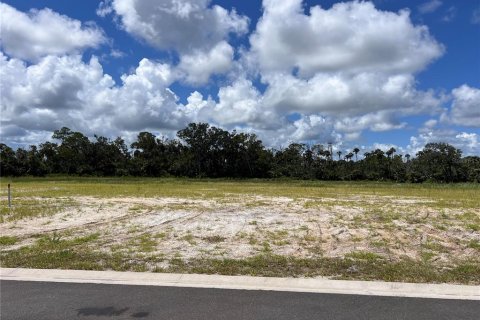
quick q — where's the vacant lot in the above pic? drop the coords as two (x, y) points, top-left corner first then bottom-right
(1, 177), (479, 284)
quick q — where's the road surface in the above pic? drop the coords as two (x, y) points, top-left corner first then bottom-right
(1, 280), (479, 319)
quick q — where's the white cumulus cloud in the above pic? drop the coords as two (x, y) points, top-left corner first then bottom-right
(178, 41), (234, 85)
(105, 0), (249, 84)
(250, 0), (443, 76)
(224, 0), (446, 138)
(445, 85), (480, 127)
(0, 3), (106, 62)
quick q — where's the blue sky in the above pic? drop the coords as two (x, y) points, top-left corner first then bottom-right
(1, 0), (479, 155)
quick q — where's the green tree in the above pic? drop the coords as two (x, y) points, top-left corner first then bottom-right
(461, 156), (480, 182)
(0, 143), (18, 176)
(53, 127), (93, 174)
(408, 143), (463, 182)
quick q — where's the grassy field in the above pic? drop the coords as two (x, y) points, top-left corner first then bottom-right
(1, 177), (479, 284)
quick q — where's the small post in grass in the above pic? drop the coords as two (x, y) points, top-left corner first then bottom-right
(8, 183), (11, 208)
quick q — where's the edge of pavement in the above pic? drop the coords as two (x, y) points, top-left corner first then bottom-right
(1, 268), (479, 300)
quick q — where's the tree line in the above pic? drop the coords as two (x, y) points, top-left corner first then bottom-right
(1, 123), (479, 183)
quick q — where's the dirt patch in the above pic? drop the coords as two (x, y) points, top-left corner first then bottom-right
(1, 194), (478, 268)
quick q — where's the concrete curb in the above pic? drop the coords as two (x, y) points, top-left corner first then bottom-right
(1, 268), (479, 300)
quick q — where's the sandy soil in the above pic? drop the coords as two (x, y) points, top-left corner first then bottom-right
(1, 195), (478, 264)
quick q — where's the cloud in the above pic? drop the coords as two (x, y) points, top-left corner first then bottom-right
(334, 112), (407, 135)
(0, 51), (343, 149)
(225, 114), (341, 148)
(233, 0), (445, 134)
(418, 0), (442, 14)
(110, 0), (248, 52)
(105, 0), (249, 84)
(0, 52), (190, 143)
(443, 85), (480, 127)
(260, 72), (441, 116)
(0, 52), (114, 135)
(96, 0), (113, 17)
(408, 128), (480, 156)
(0, 3), (105, 62)
(250, 0), (443, 76)
(177, 41), (234, 85)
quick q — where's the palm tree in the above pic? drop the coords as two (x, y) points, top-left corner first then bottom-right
(405, 153), (411, 162)
(337, 150), (342, 160)
(386, 147), (396, 159)
(345, 152), (354, 162)
(353, 147), (360, 161)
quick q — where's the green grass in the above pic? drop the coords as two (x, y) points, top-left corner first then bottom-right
(166, 254), (479, 284)
(0, 197), (76, 222)
(0, 236), (18, 246)
(2, 177), (479, 208)
(467, 240), (480, 250)
(129, 234), (157, 252)
(203, 235), (226, 243)
(181, 233), (196, 245)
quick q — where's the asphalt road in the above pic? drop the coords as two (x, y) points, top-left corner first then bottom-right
(1, 280), (479, 320)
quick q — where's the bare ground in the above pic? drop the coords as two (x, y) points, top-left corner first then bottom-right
(1, 194), (478, 269)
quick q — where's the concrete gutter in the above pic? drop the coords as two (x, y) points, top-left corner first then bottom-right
(1, 268), (479, 300)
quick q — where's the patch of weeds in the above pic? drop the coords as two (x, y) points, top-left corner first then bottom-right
(164, 254), (480, 284)
(302, 234), (317, 242)
(135, 234), (157, 252)
(0, 236), (18, 246)
(127, 225), (141, 234)
(40, 232), (62, 245)
(128, 204), (155, 212)
(0, 198), (76, 222)
(203, 235), (225, 243)
(434, 224), (447, 231)
(458, 211), (479, 222)
(0, 231), (152, 272)
(420, 251), (436, 262)
(260, 241), (272, 253)
(181, 233), (196, 245)
(351, 235), (363, 243)
(366, 208), (401, 224)
(266, 230), (288, 241)
(307, 244), (323, 255)
(248, 220), (258, 226)
(422, 240), (447, 253)
(370, 240), (387, 248)
(248, 235), (258, 245)
(71, 233), (100, 245)
(467, 240), (480, 250)
(352, 215), (363, 227)
(303, 201), (320, 209)
(449, 262), (480, 283)
(154, 232), (167, 239)
(237, 232), (247, 239)
(466, 223), (480, 232)
(245, 200), (270, 208)
(169, 257), (185, 268)
(273, 239), (290, 246)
